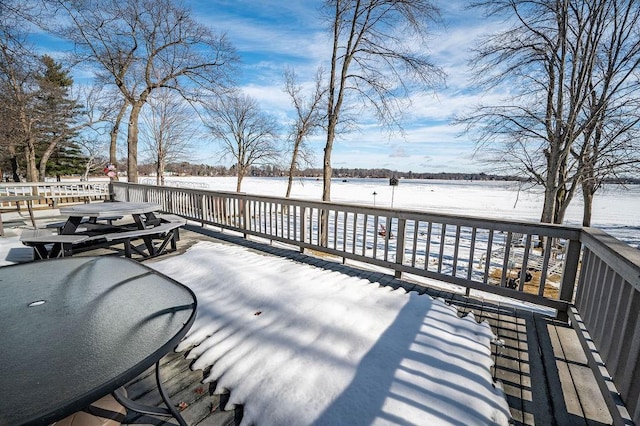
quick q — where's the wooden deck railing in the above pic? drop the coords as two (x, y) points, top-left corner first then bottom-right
(111, 181), (637, 424)
(112, 182), (582, 312)
(0, 181), (111, 207)
(575, 229), (640, 425)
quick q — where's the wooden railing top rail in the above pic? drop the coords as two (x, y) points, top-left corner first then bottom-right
(115, 182), (582, 239)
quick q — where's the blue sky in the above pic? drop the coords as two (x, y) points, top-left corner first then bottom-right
(34, 0), (506, 173)
(184, 0), (506, 173)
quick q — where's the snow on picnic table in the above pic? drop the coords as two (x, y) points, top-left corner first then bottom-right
(150, 241), (511, 425)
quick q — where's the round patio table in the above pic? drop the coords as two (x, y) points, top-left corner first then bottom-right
(0, 256), (197, 426)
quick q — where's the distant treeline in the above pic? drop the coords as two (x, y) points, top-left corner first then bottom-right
(312, 168), (524, 181)
(150, 162), (640, 184)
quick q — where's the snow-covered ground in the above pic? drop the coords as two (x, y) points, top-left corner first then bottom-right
(157, 176), (640, 247)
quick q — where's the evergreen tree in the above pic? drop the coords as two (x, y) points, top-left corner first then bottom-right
(34, 55), (84, 179)
(46, 143), (87, 180)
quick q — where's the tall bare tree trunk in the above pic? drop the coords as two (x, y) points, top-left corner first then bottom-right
(10, 157), (20, 182)
(541, 151), (559, 223)
(24, 138), (39, 182)
(582, 186), (594, 227)
(236, 170), (243, 192)
(127, 102), (143, 183)
(286, 138), (301, 198)
(9, 143), (20, 182)
(322, 135), (333, 202)
(110, 101), (128, 181)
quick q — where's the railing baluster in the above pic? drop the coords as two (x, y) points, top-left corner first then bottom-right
(452, 225), (461, 277)
(383, 216), (391, 262)
(437, 224), (446, 274)
(411, 220), (419, 268)
(395, 219), (406, 278)
(342, 211), (347, 252)
(483, 230), (494, 284)
(351, 213), (357, 254)
(373, 216), (379, 260)
(517, 234), (532, 292)
(361, 215), (368, 256)
(538, 237), (553, 296)
(500, 232), (514, 287)
(424, 222), (432, 271)
(468, 227), (477, 281)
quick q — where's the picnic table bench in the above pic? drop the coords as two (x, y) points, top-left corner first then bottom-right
(103, 217), (186, 258)
(20, 211), (186, 260)
(19, 229), (89, 259)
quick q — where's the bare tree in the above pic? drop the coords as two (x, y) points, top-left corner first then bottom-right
(320, 0), (443, 201)
(462, 0), (640, 224)
(76, 136), (108, 181)
(206, 93), (280, 192)
(283, 67), (325, 198)
(51, 0), (238, 182)
(99, 87), (129, 180)
(0, 24), (40, 181)
(140, 89), (196, 186)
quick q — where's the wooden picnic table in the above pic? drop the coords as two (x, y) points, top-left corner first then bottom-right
(20, 202), (185, 259)
(59, 201), (163, 234)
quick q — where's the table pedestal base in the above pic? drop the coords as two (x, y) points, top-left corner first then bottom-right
(113, 360), (187, 426)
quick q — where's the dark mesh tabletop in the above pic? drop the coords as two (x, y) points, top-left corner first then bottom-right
(0, 256), (196, 426)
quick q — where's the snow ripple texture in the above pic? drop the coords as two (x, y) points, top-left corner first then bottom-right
(151, 241), (511, 426)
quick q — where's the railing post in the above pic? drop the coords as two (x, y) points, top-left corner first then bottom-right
(242, 198), (249, 238)
(559, 238), (582, 309)
(394, 218), (406, 278)
(300, 206), (306, 253)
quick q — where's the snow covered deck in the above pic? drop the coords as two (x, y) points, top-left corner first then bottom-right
(0, 211), (630, 425)
(122, 227), (614, 425)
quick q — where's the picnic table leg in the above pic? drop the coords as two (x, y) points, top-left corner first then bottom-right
(49, 242), (62, 258)
(48, 241), (75, 258)
(26, 200), (36, 228)
(155, 229), (179, 255)
(60, 216), (83, 235)
(124, 239), (132, 258)
(131, 214), (158, 256)
(32, 244), (50, 260)
(142, 235), (155, 256)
